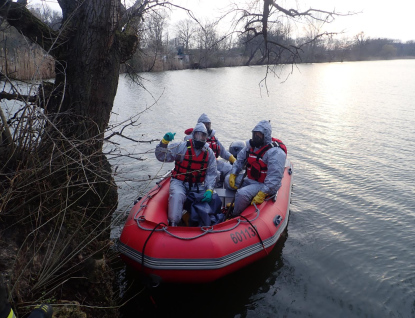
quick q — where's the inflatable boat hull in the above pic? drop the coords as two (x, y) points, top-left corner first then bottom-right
(118, 161), (293, 283)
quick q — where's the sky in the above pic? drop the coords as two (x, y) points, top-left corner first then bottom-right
(30, 0), (415, 42)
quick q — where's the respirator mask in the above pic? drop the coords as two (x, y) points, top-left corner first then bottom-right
(193, 131), (207, 150)
(249, 131), (264, 148)
(203, 122), (212, 135)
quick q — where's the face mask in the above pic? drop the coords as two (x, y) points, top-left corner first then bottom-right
(203, 123), (212, 135)
(194, 131), (207, 141)
(193, 140), (205, 150)
(250, 135), (264, 148)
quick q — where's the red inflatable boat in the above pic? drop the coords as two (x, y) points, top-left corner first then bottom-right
(118, 160), (293, 284)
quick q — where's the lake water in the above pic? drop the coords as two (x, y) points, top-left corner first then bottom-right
(111, 60), (415, 317)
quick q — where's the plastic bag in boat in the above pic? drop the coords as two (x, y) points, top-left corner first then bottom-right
(184, 191), (225, 227)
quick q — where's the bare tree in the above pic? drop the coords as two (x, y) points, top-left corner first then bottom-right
(300, 13), (330, 62)
(229, 0), (352, 65)
(28, 3), (62, 30)
(194, 20), (221, 68)
(354, 31), (368, 59)
(142, 9), (169, 71)
(240, 21), (291, 65)
(174, 18), (196, 50)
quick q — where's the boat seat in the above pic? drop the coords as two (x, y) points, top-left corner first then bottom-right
(214, 188), (235, 207)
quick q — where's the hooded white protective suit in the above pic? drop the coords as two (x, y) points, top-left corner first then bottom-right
(155, 122), (217, 225)
(228, 120), (286, 216)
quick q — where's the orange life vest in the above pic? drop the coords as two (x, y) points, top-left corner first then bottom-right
(172, 140), (209, 183)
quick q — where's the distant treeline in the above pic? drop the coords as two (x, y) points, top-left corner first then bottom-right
(1, 5), (414, 79)
(123, 37), (415, 73)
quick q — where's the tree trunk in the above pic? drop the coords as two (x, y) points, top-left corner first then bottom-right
(53, 0), (121, 145)
(0, 1), (140, 312)
(39, 0), (124, 225)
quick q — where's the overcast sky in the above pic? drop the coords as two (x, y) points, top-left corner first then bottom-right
(31, 0), (415, 42)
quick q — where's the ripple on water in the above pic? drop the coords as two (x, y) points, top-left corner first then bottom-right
(113, 61), (415, 317)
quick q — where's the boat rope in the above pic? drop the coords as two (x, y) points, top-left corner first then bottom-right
(239, 207), (268, 255)
(132, 173), (268, 241)
(133, 181), (164, 219)
(141, 221), (168, 269)
(135, 207), (262, 241)
(135, 216), (243, 239)
(265, 191), (278, 202)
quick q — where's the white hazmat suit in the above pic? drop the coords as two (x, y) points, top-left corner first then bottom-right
(229, 120), (286, 216)
(155, 123), (217, 225)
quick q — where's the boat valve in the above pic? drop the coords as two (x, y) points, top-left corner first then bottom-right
(273, 215), (282, 226)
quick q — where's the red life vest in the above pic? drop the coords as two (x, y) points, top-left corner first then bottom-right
(246, 140), (286, 182)
(271, 137), (287, 155)
(207, 135), (221, 158)
(184, 127), (221, 158)
(172, 140), (209, 183)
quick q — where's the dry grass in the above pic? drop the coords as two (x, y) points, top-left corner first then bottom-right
(0, 76), (121, 316)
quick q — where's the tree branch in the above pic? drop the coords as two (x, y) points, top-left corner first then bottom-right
(0, 0), (59, 56)
(104, 131), (158, 144)
(270, 1), (338, 20)
(0, 91), (36, 103)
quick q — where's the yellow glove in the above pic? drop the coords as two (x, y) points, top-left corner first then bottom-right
(229, 173), (238, 189)
(228, 155), (236, 164)
(251, 191), (267, 205)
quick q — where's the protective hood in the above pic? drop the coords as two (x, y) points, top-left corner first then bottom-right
(229, 140), (246, 158)
(252, 120), (272, 145)
(191, 122), (208, 150)
(197, 113), (211, 124)
(192, 122), (208, 137)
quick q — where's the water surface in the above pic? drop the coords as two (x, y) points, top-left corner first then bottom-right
(111, 60), (415, 317)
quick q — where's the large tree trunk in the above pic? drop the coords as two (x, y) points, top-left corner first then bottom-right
(0, 1), (141, 314)
(25, 0), (125, 238)
(46, 0), (123, 216)
(55, 1), (121, 144)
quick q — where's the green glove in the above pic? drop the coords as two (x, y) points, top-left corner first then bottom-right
(201, 189), (213, 203)
(162, 132), (176, 144)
